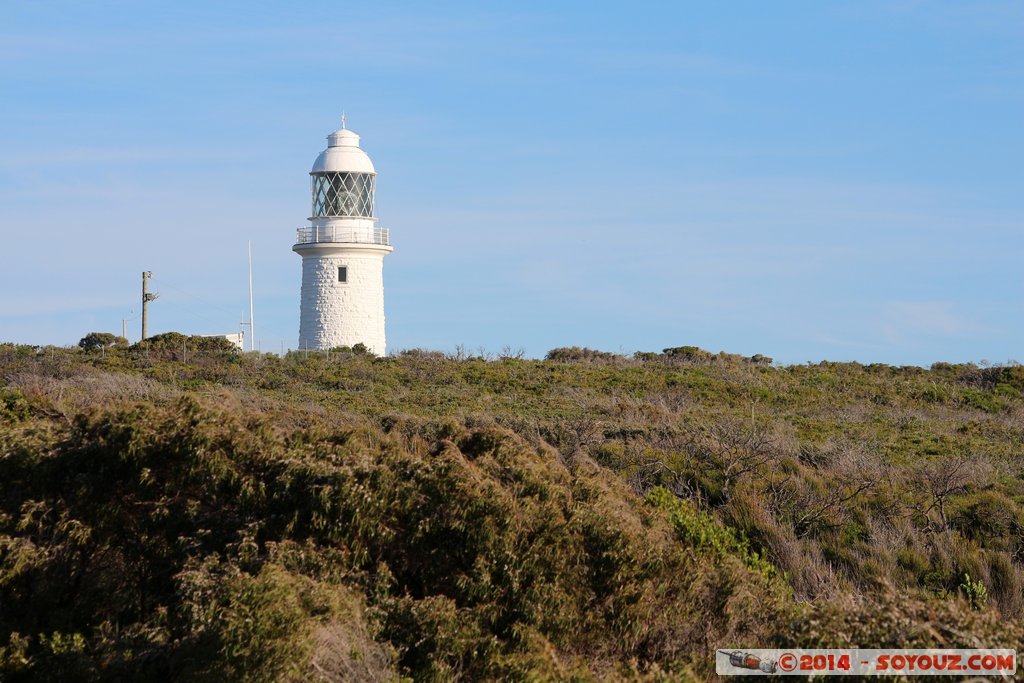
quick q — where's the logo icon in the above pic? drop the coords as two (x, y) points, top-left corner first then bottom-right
(727, 650), (778, 674)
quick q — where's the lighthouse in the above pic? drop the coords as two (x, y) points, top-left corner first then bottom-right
(294, 119), (393, 354)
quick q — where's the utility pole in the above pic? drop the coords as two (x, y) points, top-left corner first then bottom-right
(142, 271), (159, 341)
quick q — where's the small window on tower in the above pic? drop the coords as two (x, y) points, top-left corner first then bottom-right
(338, 266), (348, 283)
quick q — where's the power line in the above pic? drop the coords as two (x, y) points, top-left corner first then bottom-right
(148, 277), (243, 331)
(156, 279), (242, 317)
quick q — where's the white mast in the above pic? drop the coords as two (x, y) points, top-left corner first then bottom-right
(248, 240), (255, 352)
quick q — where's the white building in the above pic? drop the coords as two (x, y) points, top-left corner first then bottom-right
(293, 120), (393, 354)
(200, 333), (245, 351)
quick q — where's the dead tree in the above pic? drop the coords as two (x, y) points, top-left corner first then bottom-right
(908, 454), (992, 533)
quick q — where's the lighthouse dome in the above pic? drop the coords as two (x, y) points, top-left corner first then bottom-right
(311, 128), (376, 175)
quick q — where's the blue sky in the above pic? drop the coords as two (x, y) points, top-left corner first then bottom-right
(1, 1), (1021, 364)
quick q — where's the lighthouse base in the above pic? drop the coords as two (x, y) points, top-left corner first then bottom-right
(293, 241), (393, 355)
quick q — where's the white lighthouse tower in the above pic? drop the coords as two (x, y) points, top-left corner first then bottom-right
(293, 118), (393, 354)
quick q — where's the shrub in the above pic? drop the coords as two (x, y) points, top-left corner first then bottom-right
(647, 487), (780, 581)
(78, 332), (127, 351)
(958, 388), (1006, 414)
(959, 573), (989, 610)
(131, 332), (238, 359)
(544, 346), (624, 363)
(979, 366), (1024, 392)
(789, 589), (1024, 648)
(662, 346), (714, 363)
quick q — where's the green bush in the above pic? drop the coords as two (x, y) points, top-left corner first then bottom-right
(131, 332), (238, 359)
(959, 573), (989, 610)
(647, 487), (780, 581)
(662, 346), (714, 363)
(545, 346), (624, 363)
(78, 332), (127, 351)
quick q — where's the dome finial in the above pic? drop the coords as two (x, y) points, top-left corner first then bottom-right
(341, 111), (347, 129)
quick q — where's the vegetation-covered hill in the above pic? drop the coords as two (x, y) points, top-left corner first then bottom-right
(1, 339), (1023, 680)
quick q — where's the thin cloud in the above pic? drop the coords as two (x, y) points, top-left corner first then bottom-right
(583, 49), (775, 79)
(0, 146), (236, 170)
(0, 294), (131, 318)
(880, 301), (988, 343)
